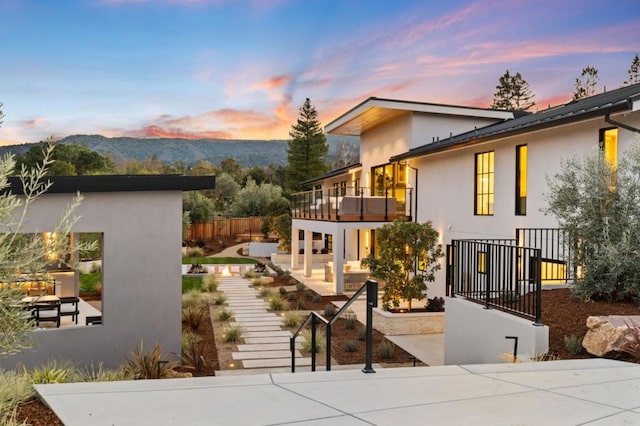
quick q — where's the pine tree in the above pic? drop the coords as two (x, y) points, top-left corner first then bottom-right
(285, 98), (329, 192)
(572, 66), (599, 100)
(623, 53), (640, 86)
(490, 70), (535, 111)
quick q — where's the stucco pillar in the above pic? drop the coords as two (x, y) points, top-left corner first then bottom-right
(333, 231), (344, 295)
(304, 230), (313, 277)
(291, 226), (299, 269)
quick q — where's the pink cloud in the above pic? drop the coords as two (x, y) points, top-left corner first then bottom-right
(250, 74), (293, 91)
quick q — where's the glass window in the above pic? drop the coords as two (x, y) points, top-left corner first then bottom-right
(600, 128), (618, 171)
(515, 145), (527, 215)
(475, 151), (494, 215)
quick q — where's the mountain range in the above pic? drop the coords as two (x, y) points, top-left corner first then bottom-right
(0, 134), (359, 168)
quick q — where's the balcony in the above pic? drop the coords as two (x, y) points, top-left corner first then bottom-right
(291, 186), (412, 222)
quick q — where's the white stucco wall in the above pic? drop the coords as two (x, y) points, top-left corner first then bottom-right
(1, 191), (182, 369)
(416, 114), (640, 297)
(445, 297), (549, 365)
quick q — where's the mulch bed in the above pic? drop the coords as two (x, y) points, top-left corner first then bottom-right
(541, 288), (640, 359)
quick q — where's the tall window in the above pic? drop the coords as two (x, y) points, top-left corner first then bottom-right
(515, 145), (527, 215)
(475, 151), (494, 215)
(600, 128), (618, 171)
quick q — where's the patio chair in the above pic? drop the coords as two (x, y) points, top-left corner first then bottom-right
(33, 300), (61, 328)
(85, 315), (102, 325)
(59, 296), (80, 324)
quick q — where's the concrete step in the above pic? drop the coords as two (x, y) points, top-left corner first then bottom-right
(232, 350), (303, 360)
(231, 320), (283, 327)
(242, 357), (312, 369)
(237, 343), (302, 351)
(243, 330), (291, 338)
(244, 336), (291, 344)
(240, 325), (283, 332)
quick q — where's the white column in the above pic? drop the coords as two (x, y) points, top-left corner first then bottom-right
(333, 229), (344, 295)
(304, 230), (313, 277)
(291, 226), (299, 269)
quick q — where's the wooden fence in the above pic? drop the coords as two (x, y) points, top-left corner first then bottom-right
(188, 217), (265, 240)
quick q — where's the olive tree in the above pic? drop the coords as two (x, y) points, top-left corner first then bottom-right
(361, 219), (443, 311)
(544, 141), (640, 301)
(0, 144), (88, 355)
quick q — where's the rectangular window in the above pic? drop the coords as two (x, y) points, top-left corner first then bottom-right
(475, 151), (494, 215)
(600, 128), (618, 170)
(515, 145), (527, 215)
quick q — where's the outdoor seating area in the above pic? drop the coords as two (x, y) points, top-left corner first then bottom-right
(17, 294), (100, 329)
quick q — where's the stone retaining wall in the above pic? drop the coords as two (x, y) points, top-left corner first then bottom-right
(372, 308), (445, 335)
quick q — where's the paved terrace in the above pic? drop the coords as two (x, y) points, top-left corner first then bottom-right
(38, 358), (640, 425)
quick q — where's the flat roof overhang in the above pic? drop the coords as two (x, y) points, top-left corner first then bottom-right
(5, 175), (215, 194)
(325, 97), (514, 136)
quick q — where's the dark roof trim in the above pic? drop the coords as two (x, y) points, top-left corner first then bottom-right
(391, 83), (640, 162)
(6, 175), (215, 194)
(300, 162), (362, 186)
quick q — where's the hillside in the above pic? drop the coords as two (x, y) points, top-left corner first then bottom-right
(0, 134), (359, 168)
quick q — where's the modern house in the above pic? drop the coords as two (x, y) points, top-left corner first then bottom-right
(291, 82), (640, 363)
(0, 175), (215, 370)
(291, 83), (640, 299)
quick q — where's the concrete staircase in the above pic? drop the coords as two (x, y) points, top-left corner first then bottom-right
(215, 277), (311, 375)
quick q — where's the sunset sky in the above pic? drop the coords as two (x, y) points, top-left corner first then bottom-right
(0, 0), (638, 144)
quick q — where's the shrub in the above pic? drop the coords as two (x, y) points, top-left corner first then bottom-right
(300, 328), (326, 353)
(251, 278), (264, 287)
(621, 320), (640, 361)
(186, 247), (204, 257)
(287, 292), (297, 301)
(182, 289), (205, 309)
(213, 294), (227, 305)
(344, 340), (358, 352)
(425, 297), (446, 312)
(182, 304), (206, 330)
(29, 360), (77, 384)
(357, 328), (367, 341)
(182, 331), (206, 373)
(288, 278), (298, 286)
(201, 275), (219, 292)
(377, 341), (394, 359)
(296, 282), (305, 291)
(243, 270), (257, 279)
(564, 335), (583, 355)
(217, 308), (233, 321)
(79, 363), (133, 382)
(312, 294), (322, 304)
(296, 298), (306, 310)
(0, 369), (32, 424)
(279, 286), (287, 295)
(282, 311), (301, 328)
(269, 297), (287, 311)
(344, 315), (357, 330)
(323, 304), (336, 317)
(259, 287), (275, 298)
(123, 342), (178, 379)
(223, 326), (244, 343)
(305, 290), (314, 300)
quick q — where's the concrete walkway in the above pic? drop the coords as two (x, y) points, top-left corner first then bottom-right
(216, 276), (311, 373)
(38, 358), (640, 425)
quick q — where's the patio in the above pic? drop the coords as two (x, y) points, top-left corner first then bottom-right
(37, 358), (640, 425)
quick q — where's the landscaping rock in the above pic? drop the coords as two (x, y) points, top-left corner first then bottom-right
(582, 315), (640, 357)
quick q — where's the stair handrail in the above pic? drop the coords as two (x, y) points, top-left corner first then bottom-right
(290, 311), (329, 373)
(290, 279), (378, 373)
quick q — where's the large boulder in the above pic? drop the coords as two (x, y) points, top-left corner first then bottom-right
(583, 315), (640, 357)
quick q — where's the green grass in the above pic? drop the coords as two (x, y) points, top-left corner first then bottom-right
(182, 276), (203, 293)
(79, 272), (102, 293)
(182, 257), (258, 265)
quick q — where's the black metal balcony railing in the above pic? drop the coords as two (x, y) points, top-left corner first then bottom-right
(291, 186), (412, 222)
(447, 239), (542, 324)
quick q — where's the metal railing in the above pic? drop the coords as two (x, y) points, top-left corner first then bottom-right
(448, 239), (542, 324)
(290, 279), (378, 373)
(516, 228), (574, 284)
(290, 186), (412, 222)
